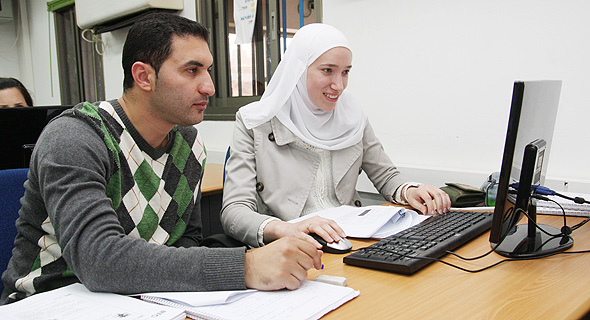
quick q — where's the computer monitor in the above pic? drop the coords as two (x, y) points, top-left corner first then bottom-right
(489, 80), (573, 257)
(0, 106), (72, 170)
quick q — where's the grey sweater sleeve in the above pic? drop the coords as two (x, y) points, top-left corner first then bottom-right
(31, 116), (246, 293)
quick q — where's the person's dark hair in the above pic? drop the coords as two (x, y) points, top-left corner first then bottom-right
(0, 77), (33, 106)
(122, 12), (209, 91)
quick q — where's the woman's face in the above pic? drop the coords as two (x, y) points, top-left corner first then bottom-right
(0, 88), (28, 108)
(306, 47), (352, 112)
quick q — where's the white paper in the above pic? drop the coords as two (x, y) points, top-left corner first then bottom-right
(0, 283), (185, 320)
(291, 205), (425, 238)
(373, 209), (429, 238)
(184, 280), (359, 320)
(536, 191), (590, 217)
(234, 0), (257, 44)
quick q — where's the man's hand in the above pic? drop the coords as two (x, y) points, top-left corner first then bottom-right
(244, 237), (323, 290)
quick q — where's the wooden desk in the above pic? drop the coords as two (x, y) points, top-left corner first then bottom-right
(201, 163), (224, 196)
(200, 163), (224, 237)
(308, 215), (590, 319)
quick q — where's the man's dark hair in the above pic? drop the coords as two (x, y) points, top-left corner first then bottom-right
(0, 77), (34, 106)
(122, 12), (209, 91)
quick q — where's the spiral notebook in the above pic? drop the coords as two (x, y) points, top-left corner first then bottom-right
(136, 289), (256, 308)
(139, 280), (359, 320)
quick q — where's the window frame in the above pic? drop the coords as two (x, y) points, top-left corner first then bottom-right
(197, 0), (323, 121)
(50, 3), (105, 105)
(197, 0), (276, 120)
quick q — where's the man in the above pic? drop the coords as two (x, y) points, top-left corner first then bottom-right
(1, 12), (321, 304)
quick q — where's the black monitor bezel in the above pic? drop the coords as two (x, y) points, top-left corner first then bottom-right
(0, 105), (73, 170)
(489, 82), (525, 244)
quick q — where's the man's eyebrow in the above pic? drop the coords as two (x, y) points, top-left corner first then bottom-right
(183, 60), (213, 69)
(184, 60), (204, 67)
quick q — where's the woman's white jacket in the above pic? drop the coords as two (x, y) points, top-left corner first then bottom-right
(220, 111), (407, 247)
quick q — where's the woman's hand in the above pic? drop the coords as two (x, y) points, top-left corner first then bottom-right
(263, 216), (347, 248)
(405, 184), (452, 215)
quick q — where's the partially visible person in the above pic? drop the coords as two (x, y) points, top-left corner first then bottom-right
(1, 13), (321, 305)
(221, 23), (452, 249)
(0, 77), (33, 108)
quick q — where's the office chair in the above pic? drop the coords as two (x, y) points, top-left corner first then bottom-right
(223, 146), (231, 186)
(0, 168), (28, 293)
(200, 146), (246, 248)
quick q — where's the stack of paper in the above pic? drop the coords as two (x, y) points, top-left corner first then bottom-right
(536, 191), (590, 217)
(0, 281), (359, 320)
(291, 205), (428, 238)
(137, 280), (359, 320)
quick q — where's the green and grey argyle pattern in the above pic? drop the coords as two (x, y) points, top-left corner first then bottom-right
(10, 101), (205, 299)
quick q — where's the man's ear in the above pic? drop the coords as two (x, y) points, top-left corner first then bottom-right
(131, 62), (156, 92)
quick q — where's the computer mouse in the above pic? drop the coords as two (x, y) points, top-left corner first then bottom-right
(309, 233), (352, 254)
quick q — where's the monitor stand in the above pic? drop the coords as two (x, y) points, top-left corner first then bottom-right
(492, 205), (573, 258)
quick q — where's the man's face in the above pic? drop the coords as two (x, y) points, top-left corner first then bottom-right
(150, 35), (215, 126)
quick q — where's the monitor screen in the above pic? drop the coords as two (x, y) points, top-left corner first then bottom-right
(489, 80), (572, 257)
(0, 106), (72, 170)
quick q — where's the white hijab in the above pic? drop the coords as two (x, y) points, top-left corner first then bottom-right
(239, 23), (367, 150)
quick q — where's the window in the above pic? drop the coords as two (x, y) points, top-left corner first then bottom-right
(48, 1), (105, 105)
(197, 0), (321, 120)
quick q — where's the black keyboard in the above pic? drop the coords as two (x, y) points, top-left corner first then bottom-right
(343, 210), (493, 274)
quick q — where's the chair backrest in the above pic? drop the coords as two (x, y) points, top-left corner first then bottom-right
(0, 168), (29, 293)
(223, 146), (231, 186)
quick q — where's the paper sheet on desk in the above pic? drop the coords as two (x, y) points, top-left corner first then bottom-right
(136, 289), (256, 308)
(0, 283), (186, 320)
(183, 280), (359, 320)
(290, 205), (428, 238)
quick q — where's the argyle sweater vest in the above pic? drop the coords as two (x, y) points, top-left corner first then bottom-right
(11, 101), (206, 298)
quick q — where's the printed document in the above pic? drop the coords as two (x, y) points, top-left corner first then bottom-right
(290, 205), (428, 238)
(0, 283), (185, 320)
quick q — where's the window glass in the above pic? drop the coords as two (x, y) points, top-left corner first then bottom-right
(200, 0), (320, 120)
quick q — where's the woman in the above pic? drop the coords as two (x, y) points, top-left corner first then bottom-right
(221, 23), (451, 248)
(0, 77), (33, 108)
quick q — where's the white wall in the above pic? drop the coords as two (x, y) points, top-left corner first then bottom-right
(0, 19), (20, 79)
(322, 0), (590, 193)
(0, 0), (61, 105)
(0, 0), (20, 79)
(26, 1), (60, 105)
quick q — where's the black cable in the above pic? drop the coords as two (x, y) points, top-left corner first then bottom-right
(365, 243), (587, 273)
(516, 206), (570, 238)
(555, 192), (590, 205)
(447, 207), (517, 261)
(531, 194), (590, 233)
(573, 218), (590, 231)
(532, 194), (568, 227)
(352, 193), (590, 273)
